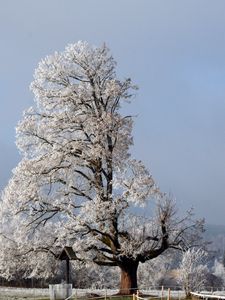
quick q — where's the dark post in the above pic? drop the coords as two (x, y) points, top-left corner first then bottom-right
(66, 258), (70, 284)
(58, 246), (76, 285)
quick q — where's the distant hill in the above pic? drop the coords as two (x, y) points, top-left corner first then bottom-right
(204, 224), (225, 239)
(203, 224), (225, 261)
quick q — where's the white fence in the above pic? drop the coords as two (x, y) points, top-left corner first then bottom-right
(2, 287), (225, 300)
(0, 287), (184, 299)
(191, 292), (225, 300)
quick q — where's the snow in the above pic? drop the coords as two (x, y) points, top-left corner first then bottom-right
(0, 287), (186, 299)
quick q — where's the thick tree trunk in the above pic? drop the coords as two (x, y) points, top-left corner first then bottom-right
(118, 260), (139, 295)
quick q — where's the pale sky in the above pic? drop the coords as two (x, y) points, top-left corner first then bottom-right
(1, 0), (225, 225)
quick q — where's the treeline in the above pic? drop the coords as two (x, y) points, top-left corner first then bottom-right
(1, 247), (225, 295)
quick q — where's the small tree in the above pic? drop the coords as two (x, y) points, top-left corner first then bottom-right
(213, 259), (225, 286)
(178, 248), (208, 296)
(0, 41), (204, 294)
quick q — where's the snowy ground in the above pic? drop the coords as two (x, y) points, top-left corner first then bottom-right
(2, 287), (225, 300)
(0, 287), (49, 299)
(0, 287), (186, 300)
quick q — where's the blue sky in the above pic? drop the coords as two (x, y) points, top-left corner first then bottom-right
(1, 0), (225, 224)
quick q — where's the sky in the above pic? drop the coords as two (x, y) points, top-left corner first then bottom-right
(0, 0), (225, 225)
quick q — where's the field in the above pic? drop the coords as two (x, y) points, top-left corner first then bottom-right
(0, 287), (185, 300)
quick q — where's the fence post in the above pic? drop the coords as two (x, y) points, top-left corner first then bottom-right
(75, 290), (78, 300)
(167, 288), (170, 300)
(133, 293), (135, 300)
(161, 286), (164, 300)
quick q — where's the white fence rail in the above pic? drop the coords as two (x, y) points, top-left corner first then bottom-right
(0, 287), (185, 300)
(191, 292), (225, 300)
(2, 287), (225, 300)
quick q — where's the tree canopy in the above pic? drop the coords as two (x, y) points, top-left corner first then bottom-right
(0, 41), (204, 294)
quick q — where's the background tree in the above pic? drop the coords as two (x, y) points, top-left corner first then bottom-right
(138, 251), (176, 289)
(0, 41), (204, 294)
(212, 259), (225, 286)
(178, 248), (208, 296)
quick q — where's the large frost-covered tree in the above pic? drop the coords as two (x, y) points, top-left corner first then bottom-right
(0, 41), (204, 294)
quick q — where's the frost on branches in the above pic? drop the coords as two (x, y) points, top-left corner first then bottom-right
(178, 248), (208, 296)
(0, 41), (204, 294)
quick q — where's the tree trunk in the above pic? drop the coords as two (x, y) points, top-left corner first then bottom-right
(118, 260), (139, 295)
